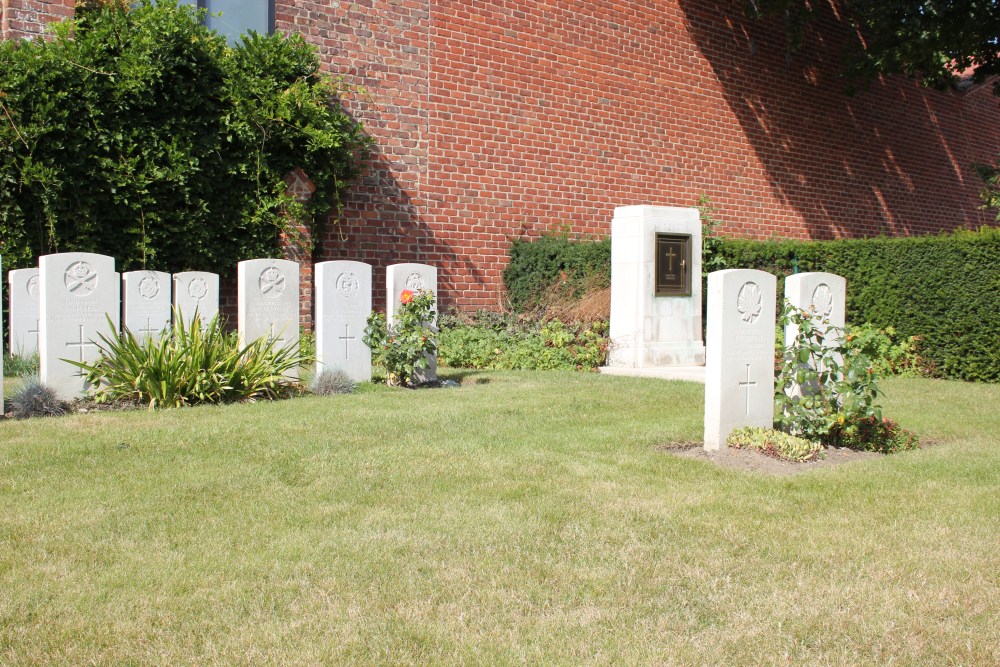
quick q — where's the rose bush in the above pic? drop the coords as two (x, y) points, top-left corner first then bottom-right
(363, 290), (437, 387)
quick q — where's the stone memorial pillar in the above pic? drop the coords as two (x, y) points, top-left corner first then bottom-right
(39, 252), (120, 400)
(8, 267), (40, 356)
(122, 270), (172, 340)
(315, 260), (372, 382)
(172, 272), (219, 328)
(386, 262), (438, 382)
(704, 269), (777, 451)
(608, 205), (705, 368)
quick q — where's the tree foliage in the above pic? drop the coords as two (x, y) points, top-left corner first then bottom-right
(747, 1), (1000, 92)
(749, 2), (1000, 219)
(0, 0), (370, 275)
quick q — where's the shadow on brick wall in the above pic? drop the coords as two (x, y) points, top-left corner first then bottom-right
(319, 147), (484, 314)
(677, 0), (995, 239)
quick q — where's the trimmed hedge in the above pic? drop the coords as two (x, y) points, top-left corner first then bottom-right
(718, 228), (1000, 382)
(503, 235), (611, 312)
(503, 227), (1000, 381)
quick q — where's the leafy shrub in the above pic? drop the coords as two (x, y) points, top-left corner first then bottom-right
(775, 303), (919, 453)
(844, 323), (927, 377)
(70, 314), (306, 408)
(4, 353), (39, 378)
(775, 303), (882, 446)
(718, 227), (1000, 381)
(438, 312), (609, 371)
(836, 416), (920, 454)
(7, 378), (69, 419)
(727, 426), (824, 462)
(0, 0), (369, 280)
(311, 369), (356, 395)
(503, 234), (611, 313)
(363, 290), (437, 387)
(698, 194), (728, 278)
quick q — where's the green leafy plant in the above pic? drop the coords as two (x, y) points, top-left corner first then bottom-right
(698, 194), (727, 278)
(363, 290), (437, 387)
(976, 161), (1000, 219)
(775, 302), (881, 446)
(727, 426), (824, 462)
(503, 233), (611, 313)
(7, 378), (69, 418)
(837, 416), (920, 454)
(775, 303), (918, 452)
(68, 313), (307, 408)
(717, 227), (1000, 381)
(844, 323), (926, 377)
(438, 312), (608, 371)
(0, 0), (370, 280)
(3, 352), (40, 378)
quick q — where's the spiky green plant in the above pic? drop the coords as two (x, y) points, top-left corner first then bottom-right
(4, 352), (40, 378)
(67, 313), (309, 409)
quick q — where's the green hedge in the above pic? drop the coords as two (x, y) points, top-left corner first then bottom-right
(720, 228), (1000, 382)
(503, 227), (1000, 382)
(503, 235), (610, 312)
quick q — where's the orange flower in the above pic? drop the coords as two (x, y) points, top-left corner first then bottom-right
(400, 289), (414, 304)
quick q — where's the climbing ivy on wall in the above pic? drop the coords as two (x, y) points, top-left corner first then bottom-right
(0, 0), (370, 276)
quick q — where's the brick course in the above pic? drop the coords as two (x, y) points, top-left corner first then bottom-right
(7, 0), (1000, 316)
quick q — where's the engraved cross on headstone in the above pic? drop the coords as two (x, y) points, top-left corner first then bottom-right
(739, 363), (757, 416)
(338, 323), (356, 360)
(65, 324), (99, 376)
(268, 322), (288, 348)
(28, 319), (40, 346)
(138, 317), (159, 339)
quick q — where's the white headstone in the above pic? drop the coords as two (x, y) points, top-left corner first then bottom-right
(315, 260), (372, 382)
(783, 272), (847, 400)
(8, 267), (40, 357)
(172, 271), (219, 328)
(39, 252), (120, 400)
(784, 272), (847, 345)
(386, 262), (438, 382)
(704, 269), (777, 451)
(122, 270), (172, 340)
(238, 259), (300, 379)
(608, 206), (705, 368)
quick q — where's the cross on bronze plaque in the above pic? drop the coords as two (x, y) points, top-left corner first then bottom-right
(654, 233), (692, 297)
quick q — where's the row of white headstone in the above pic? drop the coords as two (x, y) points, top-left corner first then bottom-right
(2, 253), (439, 409)
(703, 269), (846, 450)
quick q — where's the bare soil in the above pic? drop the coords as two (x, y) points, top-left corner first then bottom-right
(656, 441), (883, 476)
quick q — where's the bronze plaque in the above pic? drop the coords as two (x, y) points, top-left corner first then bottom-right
(655, 233), (692, 297)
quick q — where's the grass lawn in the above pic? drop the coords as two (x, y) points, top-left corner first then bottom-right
(1, 372), (997, 665)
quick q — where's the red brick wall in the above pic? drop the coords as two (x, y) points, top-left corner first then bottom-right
(1, 0), (73, 39)
(8, 0), (1000, 315)
(293, 0), (1000, 312)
